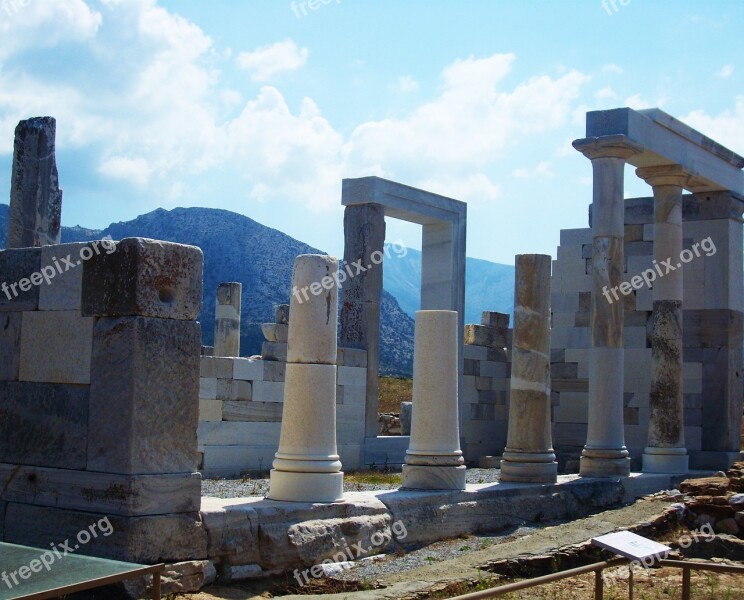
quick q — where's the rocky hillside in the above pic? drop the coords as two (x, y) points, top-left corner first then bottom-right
(0, 205), (415, 376)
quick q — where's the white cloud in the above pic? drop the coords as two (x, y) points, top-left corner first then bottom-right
(683, 97), (744, 155)
(513, 161), (555, 180)
(236, 39), (308, 82)
(98, 156), (152, 185)
(417, 174), (502, 205)
(595, 86), (617, 101)
(396, 75), (419, 93)
(601, 64), (624, 75)
(717, 64), (734, 79)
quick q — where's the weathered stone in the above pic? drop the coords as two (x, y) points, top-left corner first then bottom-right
(201, 498), (260, 565)
(0, 312), (22, 381)
(223, 401), (282, 422)
(275, 303), (290, 325)
(716, 517), (740, 535)
(4, 504), (207, 563)
(463, 324), (507, 348)
(0, 464), (201, 516)
(502, 254), (557, 483)
(0, 381), (88, 469)
(8, 117), (62, 248)
(214, 282), (241, 357)
(82, 237), (203, 320)
(38, 242), (90, 311)
(481, 311), (510, 330)
(19, 310), (95, 384)
(0, 247), (41, 311)
(287, 254), (339, 365)
(88, 317), (200, 475)
(262, 341), (287, 362)
(262, 323), (288, 343)
(679, 477), (730, 496)
(124, 560), (217, 598)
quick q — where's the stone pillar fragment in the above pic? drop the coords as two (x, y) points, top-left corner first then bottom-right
(269, 254), (343, 502)
(573, 137), (641, 478)
(501, 254), (557, 483)
(402, 310), (466, 490)
(9, 117), (62, 248)
(340, 203), (386, 437)
(637, 166), (689, 473)
(214, 282), (242, 357)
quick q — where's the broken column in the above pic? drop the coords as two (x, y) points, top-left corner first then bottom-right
(268, 254), (344, 502)
(214, 282), (241, 357)
(637, 166), (689, 474)
(403, 310), (466, 490)
(500, 254), (557, 483)
(573, 137), (641, 478)
(8, 117), (62, 248)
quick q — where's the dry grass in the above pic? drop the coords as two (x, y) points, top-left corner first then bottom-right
(378, 376), (413, 413)
(344, 470), (402, 485)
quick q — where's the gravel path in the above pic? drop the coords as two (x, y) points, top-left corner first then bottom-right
(201, 468), (501, 498)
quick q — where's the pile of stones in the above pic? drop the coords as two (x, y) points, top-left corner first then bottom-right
(678, 462), (744, 537)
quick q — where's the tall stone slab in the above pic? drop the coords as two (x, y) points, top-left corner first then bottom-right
(402, 310), (466, 490)
(214, 282), (241, 357)
(269, 254), (344, 502)
(8, 117), (62, 248)
(501, 254), (557, 483)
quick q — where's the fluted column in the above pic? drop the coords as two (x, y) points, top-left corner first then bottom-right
(402, 310), (466, 490)
(268, 255), (343, 502)
(501, 254), (557, 483)
(573, 136), (641, 478)
(214, 282), (241, 357)
(637, 166), (689, 474)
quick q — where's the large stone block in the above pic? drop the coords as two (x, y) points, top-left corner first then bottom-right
(19, 310), (95, 384)
(198, 421), (282, 446)
(0, 247), (41, 311)
(88, 317), (201, 475)
(0, 464), (201, 516)
(4, 504), (207, 563)
(38, 242), (91, 311)
(81, 238), (203, 320)
(0, 312), (22, 381)
(0, 382), (88, 469)
(222, 400), (282, 422)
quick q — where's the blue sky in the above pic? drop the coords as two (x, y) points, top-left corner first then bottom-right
(0, 0), (741, 263)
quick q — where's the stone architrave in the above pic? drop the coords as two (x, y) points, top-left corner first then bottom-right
(214, 282), (241, 357)
(402, 310), (466, 490)
(500, 254), (557, 483)
(268, 255), (344, 502)
(8, 117), (62, 248)
(637, 166), (689, 474)
(573, 136), (642, 478)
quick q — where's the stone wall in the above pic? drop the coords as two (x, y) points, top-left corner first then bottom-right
(197, 348), (368, 477)
(0, 237), (207, 563)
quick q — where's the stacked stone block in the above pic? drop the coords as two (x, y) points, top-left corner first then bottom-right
(197, 297), (368, 476)
(549, 193), (743, 470)
(460, 311), (512, 460)
(0, 237), (207, 563)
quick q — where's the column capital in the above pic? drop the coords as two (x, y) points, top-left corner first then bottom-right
(635, 164), (690, 187)
(572, 135), (643, 161)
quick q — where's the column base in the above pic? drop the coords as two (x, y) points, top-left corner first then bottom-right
(579, 455), (631, 478)
(402, 465), (466, 490)
(500, 458), (558, 484)
(267, 470), (344, 503)
(642, 448), (689, 474)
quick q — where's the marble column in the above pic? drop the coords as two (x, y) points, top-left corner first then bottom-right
(501, 254), (557, 483)
(8, 117), (62, 248)
(573, 137), (641, 478)
(402, 310), (466, 490)
(214, 282), (241, 357)
(637, 166), (689, 474)
(268, 254), (343, 502)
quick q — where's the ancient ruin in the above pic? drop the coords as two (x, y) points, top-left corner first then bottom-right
(0, 106), (742, 594)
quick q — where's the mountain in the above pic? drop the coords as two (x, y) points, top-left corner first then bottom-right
(383, 245), (515, 325)
(0, 205), (415, 376)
